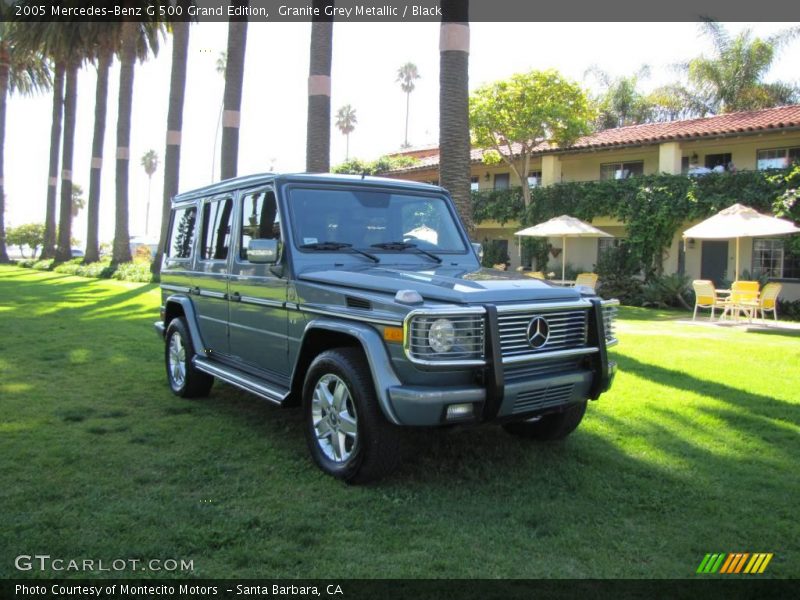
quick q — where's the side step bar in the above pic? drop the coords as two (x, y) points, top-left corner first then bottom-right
(193, 357), (289, 406)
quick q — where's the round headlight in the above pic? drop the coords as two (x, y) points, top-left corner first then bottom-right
(428, 318), (455, 353)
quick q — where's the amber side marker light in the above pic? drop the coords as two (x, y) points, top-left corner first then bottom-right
(383, 327), (404, 343)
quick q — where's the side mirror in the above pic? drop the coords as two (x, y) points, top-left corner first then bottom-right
(247, 239), (279, 264)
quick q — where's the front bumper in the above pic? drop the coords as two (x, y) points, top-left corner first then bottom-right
(386, 298), (617, 426)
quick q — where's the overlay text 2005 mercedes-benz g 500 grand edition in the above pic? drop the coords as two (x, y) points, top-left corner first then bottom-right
(155, 174), (618, 482)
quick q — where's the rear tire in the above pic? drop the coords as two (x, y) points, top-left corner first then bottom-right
(303, 348), (403, 483)
(165, 318), (214, 398)
(502, 401), (587, 441)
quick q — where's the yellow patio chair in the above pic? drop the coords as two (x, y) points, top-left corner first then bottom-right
(525, 271), (545, 279)
(723, 280), (760, 321)
(692, 280), (723, 320)
(575, 272), (598, 290)
(758, 282), (782, 321)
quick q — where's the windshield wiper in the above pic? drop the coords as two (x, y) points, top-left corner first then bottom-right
(370, 241), (442, 264)
(300, 241), (379, 263)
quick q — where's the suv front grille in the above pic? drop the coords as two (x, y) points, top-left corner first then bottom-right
(497, 310), (588, 357)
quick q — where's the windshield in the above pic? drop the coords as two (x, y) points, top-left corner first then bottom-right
(287, 187), (468, 254)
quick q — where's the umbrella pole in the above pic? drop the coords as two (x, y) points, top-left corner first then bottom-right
(562, 236), (566, 282)
(735, 238), (740, 282)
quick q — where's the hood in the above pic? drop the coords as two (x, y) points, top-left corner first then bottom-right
(297, 265), (582, 305)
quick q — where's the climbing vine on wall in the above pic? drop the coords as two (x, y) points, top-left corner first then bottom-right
(472, 168), (796, 278)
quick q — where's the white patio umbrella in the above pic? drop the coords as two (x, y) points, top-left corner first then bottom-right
(515, 215), (611, 281)
(682, 203), (800, 281)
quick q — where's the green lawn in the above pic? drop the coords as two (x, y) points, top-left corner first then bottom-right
(1, 265), (798, 579)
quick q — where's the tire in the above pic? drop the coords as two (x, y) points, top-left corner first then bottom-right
(165, 317), (214, 398)
(502, 400), (587, 441)
(303, 348), (403, 483)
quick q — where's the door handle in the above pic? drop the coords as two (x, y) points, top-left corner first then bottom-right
(230, 291), (242, 302)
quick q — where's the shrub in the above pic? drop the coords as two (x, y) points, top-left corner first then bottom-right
(777, 299), (800, 322)
(481, 240), (510, 268)
(642, 273), (692, 310)
(111, 261), (155, 283)
(32, 259), (55, 271)
(77, 260), (116, 279)
(53, 258), (84, 276)
(595, 245), (643, 305)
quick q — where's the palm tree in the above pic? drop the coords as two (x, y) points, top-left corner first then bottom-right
(153, 20), (190, 277)
(220, 6), (248, 181)
(140, 149), (159, 236)
(0, 24), (51, 263)
(42, 62), (63, 259)
(335, 104), (357, 160)
(13, 22), (90, 262)
(665, 22), (800, 117)
(210, 50), (226, 183)
(84, 33), (115, 264)
(112, 18), (165, 265)
(305, 0), (334, 173)
(397, 62), (420, 148)
(585, 65), (656, 130)
(438, 2), (471, 232)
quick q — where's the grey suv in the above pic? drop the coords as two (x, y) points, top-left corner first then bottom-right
(155, 173), (618, 482)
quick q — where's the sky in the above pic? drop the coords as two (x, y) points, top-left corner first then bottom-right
(4, 21), (799, 246)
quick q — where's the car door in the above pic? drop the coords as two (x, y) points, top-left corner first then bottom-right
(228, 187), (290, 384)
(193, 195), (235, 356)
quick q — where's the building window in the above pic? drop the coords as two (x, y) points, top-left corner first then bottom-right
(705, 153), (732, 171)
(527, 171), (542, 188)
(752, 238), (800, 279)
(600, 161), (644, 180)
(470, 176), (479, 192)
(493, 173), (510, 190)
(597, 237), (620, 258)
(681, 157), (690, 174)
(757, 147), (800, 170)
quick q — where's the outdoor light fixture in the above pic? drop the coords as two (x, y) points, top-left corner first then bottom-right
(484, 172), (491, 181)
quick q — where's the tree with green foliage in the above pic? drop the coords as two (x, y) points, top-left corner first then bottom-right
(140, 149), (159, 236)
(397, 62), (420, 148)
(469, 69), (595, 208)
(335, 104), (357, 160)
(71, 183), (85, 217)
(658, 22), (799, 117)
(6, 223), (45, 258)
(0, 24), (51, 263)
(331, 154), (418, 175)
(585, 65), (656, 130)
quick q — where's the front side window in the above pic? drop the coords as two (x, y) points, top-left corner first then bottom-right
(240, 189), (280, 261)
(167, 206), (196, 259)
(200, 198), (233, 261)
(757, 147), (800, 170)
(752, 238), (784, 278)
(600, 161), (644, 180)
(287, 188), (467, 253)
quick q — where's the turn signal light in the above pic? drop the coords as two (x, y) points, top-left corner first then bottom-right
(383, 326), (404, 343)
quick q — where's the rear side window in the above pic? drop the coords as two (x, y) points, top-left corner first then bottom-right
(240, 189), (280, 260)
(200, 198), (234, 261)
(167, 206), (197, 259)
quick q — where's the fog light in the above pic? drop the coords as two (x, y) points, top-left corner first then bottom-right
(446, 403), (474, 420)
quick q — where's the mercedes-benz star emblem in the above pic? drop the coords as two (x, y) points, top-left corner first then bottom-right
(527, 316), (550, 349)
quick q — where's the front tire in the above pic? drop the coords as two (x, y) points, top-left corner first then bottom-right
(165, 318), (214, 398)
(303, 348), (403, 483)
(502, 401), (587, 441)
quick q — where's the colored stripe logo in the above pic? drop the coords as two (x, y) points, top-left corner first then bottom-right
(696, 553), (773, 574)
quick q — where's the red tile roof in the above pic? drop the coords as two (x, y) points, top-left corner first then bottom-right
(387, 104), (800, 174)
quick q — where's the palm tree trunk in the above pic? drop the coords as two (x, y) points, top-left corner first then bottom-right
(0, 44), (9, 263)
(84, 48), (112, 263)
(221, 3), (248, 181)
(113, 22), (137, 265)
(305, 0), (333, 173)
(345, 132), (349, 160)
(153, 20), (190, 277)
(404, 91), (410, 147)
(439, 1), (471, 232)
(42, 62), (65, 259)
(55, 61), (78, 262)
